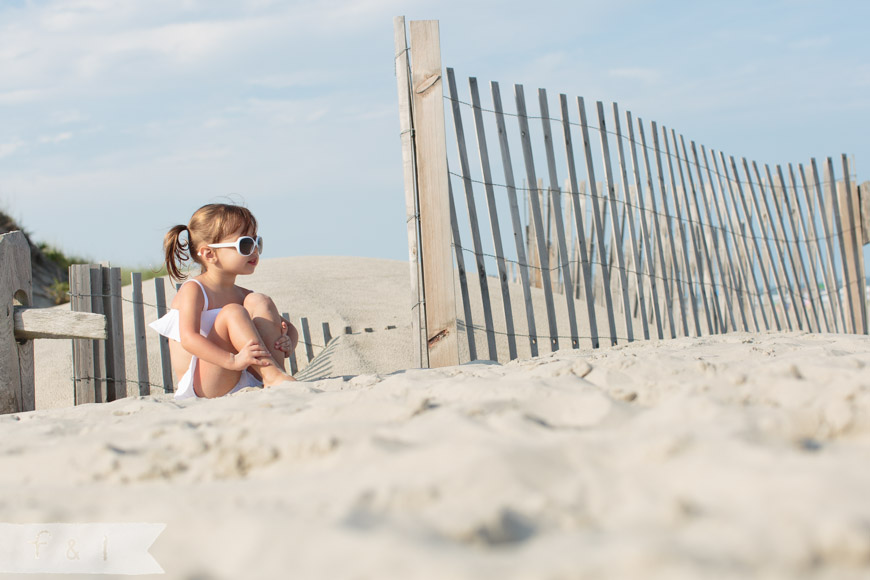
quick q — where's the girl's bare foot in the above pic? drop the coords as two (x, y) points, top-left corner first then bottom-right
(260, 366), (296, 387)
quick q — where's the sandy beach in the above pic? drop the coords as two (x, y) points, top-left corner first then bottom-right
(5, 257), (870, 579)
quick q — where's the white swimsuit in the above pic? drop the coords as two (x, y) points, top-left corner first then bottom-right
(149, 279), (263, 400)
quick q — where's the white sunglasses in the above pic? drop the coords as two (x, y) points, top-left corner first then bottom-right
(206, 235), (263, 256)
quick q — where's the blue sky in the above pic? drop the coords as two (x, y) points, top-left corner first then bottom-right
(0, 0), (867, 270)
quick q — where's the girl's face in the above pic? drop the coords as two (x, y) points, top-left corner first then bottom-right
(208, 228), (260, 274)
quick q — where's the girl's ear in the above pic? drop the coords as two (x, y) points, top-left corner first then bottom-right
(198, 247), (216, 263)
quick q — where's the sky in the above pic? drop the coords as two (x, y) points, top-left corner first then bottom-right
(0, 0), (868, 271)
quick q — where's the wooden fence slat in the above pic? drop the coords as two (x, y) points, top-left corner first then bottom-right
(526, 181), (543, 289)
(829, 160), (856, 332)
(728, 155), (780, 330)
(446, 68), (498, 361)
(612, 104), (651, 339)
(749, 161), (797, 331)
(392, 16), (426, 369)
(491, 81), (538, 357)
(75, 265), (92, 403)
(89, 266), (106, 403)
(809, 159), (848, 332)
(538, 88), (579, 349)
(300, 317), (314, 362)
(559, 94), (599, 348)
(702, 145), (749, 331)
(624, 111), (665, 339)
(786, 164), (833, 332)
(576, 98), (618, 344)
(154, 278), (174, 393)
(468, 77), (517, 360)
(768, 164), (814, 330)
(595, 100), (635, 342)
(592, 181), (610, 307)
(639, 119), (682, 337)
(105, 267), (126, 401)
(833, 157), (862, 333)
(70, 266), (84, 404)
(448, 179), (478, 359)
(606, 184), (627, 310)
(322, 322), (333, 347)
(75, 266), (96, 404)
(408, 20), (458, 368)
(690, 140), (736, 332)
(715, 151), (765, 330)
(800, 162), (840, 331)
(680, 135), (724, 333)
(131, 273), (150, 396)
(860, 181), (870, 245)
(671, 131), (715, 334)
(515, 84), (560, 351)
(661, 126), (702, 336)
(841, 156), (866, 333)
(282, 312), (298, 375)
(586, 182), (600, 291)
(99, 266), (114, 401)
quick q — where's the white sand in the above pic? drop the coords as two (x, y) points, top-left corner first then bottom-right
(8, 257), (870, 578)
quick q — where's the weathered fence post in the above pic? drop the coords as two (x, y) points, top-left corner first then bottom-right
(394, 16), (427, 369)
(401, 19), (458, 368)
(0, 231), (35, 414)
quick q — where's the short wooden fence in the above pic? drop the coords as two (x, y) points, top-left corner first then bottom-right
(1, 232), (106, 414)
(394, 17), (869, 367)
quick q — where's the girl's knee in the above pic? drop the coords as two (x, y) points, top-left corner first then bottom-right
(244, 292), (277, 314)
(218, 302), (249, 318)
(213, 303), (250, 334)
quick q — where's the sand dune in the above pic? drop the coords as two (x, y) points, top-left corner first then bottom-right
(9, 257), (870, 578)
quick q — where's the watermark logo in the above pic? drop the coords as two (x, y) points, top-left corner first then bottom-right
(0, 523), (165, 574)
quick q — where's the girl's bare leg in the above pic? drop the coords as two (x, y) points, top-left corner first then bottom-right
(196, 303), (294, 398)
(243, 293), (290, 372)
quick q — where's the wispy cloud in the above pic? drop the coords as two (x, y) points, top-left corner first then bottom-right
(158, 147), (231, 164)
(608, 67), (661, 84)
(244, 98), (331, 125)
(788, 35), (831, 50)
(38, 132), (73, 144)
(51, 110), (88, 125)
(0, 139), (25, 159)
(247, 71), (339, 89)
(0, 89), (44, 105)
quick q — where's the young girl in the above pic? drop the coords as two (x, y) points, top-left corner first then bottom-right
(150, 203), (297, 399)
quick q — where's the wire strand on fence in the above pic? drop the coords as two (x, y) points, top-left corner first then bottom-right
(446, 170), (859, 248)
(452, 242), (834, 306)
(443, 92), (847, 193)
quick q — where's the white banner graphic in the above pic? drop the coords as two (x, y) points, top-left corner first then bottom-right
(0, 523), (165, 575)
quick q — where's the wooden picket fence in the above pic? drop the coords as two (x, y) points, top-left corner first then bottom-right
(394, 17), (869, 368)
